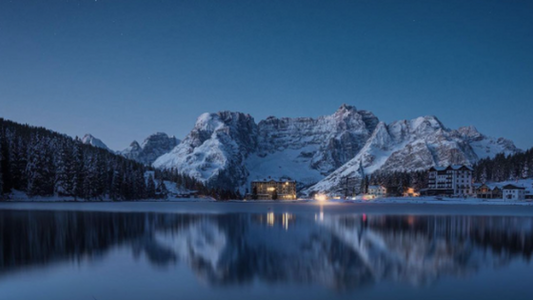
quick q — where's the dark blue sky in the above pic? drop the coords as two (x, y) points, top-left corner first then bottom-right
(1, 0), (532, 150)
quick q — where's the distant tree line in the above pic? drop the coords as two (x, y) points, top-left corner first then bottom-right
(473, 148), (533, 183)
(0, 118), (237, 201)
(368, 170), (429, 196)
(364, 148), (533, 195)
(157, 168), (242, 200)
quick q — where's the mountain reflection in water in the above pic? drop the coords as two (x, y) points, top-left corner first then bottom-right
(1, 210), (532, 291)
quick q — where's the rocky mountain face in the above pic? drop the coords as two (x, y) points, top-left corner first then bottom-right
(255, 104), (379, 174)
(81, 134), (111, 151)
(152, 105), (520, 193)
(121, 133), (179, 165)
(305, 117), (519, 195)
(153, 112), (258, 189)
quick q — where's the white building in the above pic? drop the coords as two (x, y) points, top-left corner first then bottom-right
(368, 185), (387, 198)
(426, 165), (473, 196)
(502, 184), (526, 201)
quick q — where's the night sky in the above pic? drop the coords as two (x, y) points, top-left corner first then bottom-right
(1, 0), (532, 150)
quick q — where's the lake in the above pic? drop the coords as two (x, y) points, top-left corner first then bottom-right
(1, 202), (533, 300)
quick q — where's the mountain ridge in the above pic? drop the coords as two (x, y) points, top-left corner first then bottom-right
(152, 104), (520, 193)
(120, 132), (180, 165)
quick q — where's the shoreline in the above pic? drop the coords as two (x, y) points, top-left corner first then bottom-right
(3, 199), (533, 217)
(3, 196), (533, 206)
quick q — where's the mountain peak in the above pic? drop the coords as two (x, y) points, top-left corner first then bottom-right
(121, 132), (180, 166)
(337, 103), (357, 113)
(410, 115), (445, 131)
(129, 141), (141, 149)
(457, 125), (482, 138)
(81, 134), (111, 151)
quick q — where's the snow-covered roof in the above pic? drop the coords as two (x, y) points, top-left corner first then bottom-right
(450, 164), (473, 171)
(251, 178), (296, 183)
(432, 166), (447, 171)
(430, 164), (473, 171)
(368, 185), (386, 189)
(479, 179), (533, 193)
(475, 183), (501, 191)
(502, 184), (526, 190)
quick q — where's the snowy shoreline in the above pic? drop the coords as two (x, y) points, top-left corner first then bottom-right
(3, 196), (533, 206)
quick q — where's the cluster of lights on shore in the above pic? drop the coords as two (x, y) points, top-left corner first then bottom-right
(314, 194), (328, 202)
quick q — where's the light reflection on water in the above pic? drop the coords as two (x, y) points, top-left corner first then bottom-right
(1, 208), (533, 299)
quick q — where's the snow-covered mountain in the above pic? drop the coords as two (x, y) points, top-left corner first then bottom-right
(305, 117), (519, 195)
(152, 105), (520, 192)
(120, 133), (179, 165)
(153, 106), (379, 189)
(81, 134), (111, 151)
(153, 112), (258, 188)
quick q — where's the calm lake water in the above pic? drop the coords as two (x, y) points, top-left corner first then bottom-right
(1, 202), (533, 300)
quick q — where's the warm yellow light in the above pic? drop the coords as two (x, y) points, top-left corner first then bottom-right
(282, 213), (292, 230)
(267, 212), (274, 226)
(267, 187), (276, 192)
(315, 194), (328, 202)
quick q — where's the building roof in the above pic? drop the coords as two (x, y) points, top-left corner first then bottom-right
(251, 179), (296, 183)
(368, 185), (386, 189)
(476, 183), (501, 191)
(502, 184), (526, 190)
(429, 164), (473, 172)
(450, 164), (473, 171)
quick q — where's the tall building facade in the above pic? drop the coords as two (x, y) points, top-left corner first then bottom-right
(426, 165), (473, 196)
(251, 180), (297, 200)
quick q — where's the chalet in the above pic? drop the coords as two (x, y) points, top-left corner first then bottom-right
(475, 184), (502, 199)
(502, 184), (526, 201)
(367, 185), (387, 198)
(250, 179), (297, 200)
(423, 164), (473, 196)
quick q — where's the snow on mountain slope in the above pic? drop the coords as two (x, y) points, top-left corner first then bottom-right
(153, 105), (379, 190)
(245, 146), (325, 189)
(151, 105), (520, 193)
(304, 116), (519, 195)
(257, 104), (379, 175)
(81, 134), (111, 151)
(121, 133), (179, 165)
(456, 126), (519, 159)
(153, 112), (258, 188)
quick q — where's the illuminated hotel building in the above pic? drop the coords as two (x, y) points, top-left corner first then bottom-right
(251, 179), (297, 200)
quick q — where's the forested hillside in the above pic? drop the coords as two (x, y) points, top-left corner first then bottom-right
(0, 118), (226, 200)
(365, 148), (533, 196)
(473, 149), (533, 183)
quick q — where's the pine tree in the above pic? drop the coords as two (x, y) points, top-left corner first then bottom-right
(82, 155), (99, 199)
(146, 173), (156, 199)
(156, 178), (168, 198)
(10, 137), (27, 191)
(72, 140), (85, 199)
(111, 167), (124, 201)
(522, 164), (529, 179)
(55, 143), (76, 196)
(0, 130), (11, 194)
(26, 135), (54, 196)
(0, 134), (3, 198)
(252, 185), (258, 200)
(271, 188), (278, 200)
